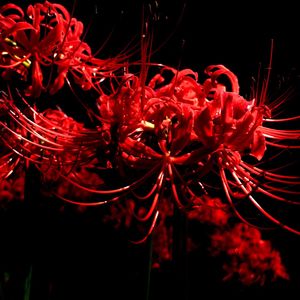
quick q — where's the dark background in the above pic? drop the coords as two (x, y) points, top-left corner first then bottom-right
(1, 0), (300, 299)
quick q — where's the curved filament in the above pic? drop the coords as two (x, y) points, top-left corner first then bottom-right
(130, 211), (159, 244)
(230, 170), (300, 235)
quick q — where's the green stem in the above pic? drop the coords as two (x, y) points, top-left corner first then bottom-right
(24, 266), (32, 300)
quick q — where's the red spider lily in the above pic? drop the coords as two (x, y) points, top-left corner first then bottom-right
(0, 1), (298, 291)
(111, 66), (243, 240)
(93, 66), (208, 242)
(0, 94), (127, 212)
(0, 92), (105, 185)
(118, 103), (196, 241)
(2, 62), (297, 245)
(145, 64), (300, 236)
(0, 93), (145, 207)
(1, 2), (298, 246)
(192, 65), (300, 234)
(210, 223), (289, 285)
(74, 62), (300, 242)
(0, 2), (125, 97)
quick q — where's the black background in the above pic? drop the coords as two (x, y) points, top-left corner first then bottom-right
(1, 0), (300, 299)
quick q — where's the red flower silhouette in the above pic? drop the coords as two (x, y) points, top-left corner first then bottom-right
(210, 223), (289, 285)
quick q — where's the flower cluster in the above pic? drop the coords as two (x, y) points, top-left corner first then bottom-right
(0, 0), (299, 286)
(0, 1), (122, 97)
(210, 223), (289, 285)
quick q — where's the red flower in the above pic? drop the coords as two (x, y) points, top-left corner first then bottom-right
(187, 195), (230, 226)
(0, 2), (122, 97)
(210, 223), (289, 285)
